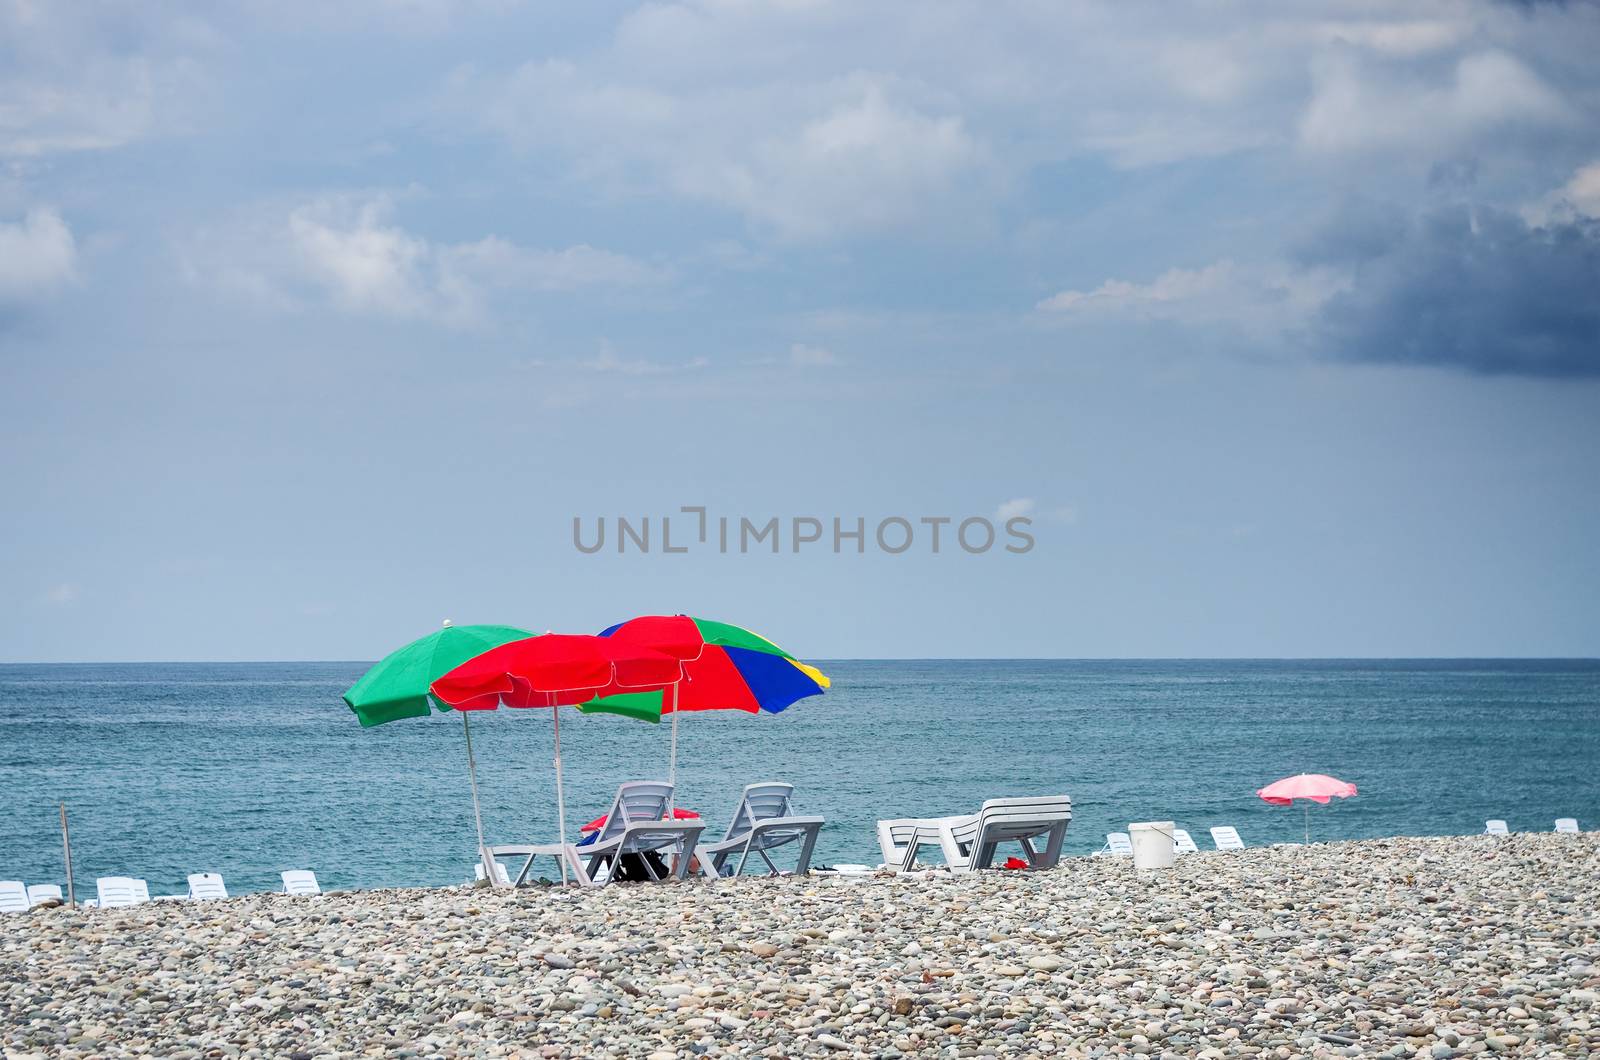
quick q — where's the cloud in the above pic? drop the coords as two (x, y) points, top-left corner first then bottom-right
(1298, 49), (1576, 157)
(41, 582), (79, 606)
(995, 498), (1035, 522)
(1524, 160), (1600, 224)
(185, 193), (663, 325)
(0, 208), (76, 302)
(527, 341), (709, 376)
(1036, 259), (1346, 338)
(789, 343), (838, 367)
(1311, 204), (1600, 376)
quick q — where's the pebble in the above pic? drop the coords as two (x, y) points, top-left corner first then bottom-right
(1, 834), (1596, 1058)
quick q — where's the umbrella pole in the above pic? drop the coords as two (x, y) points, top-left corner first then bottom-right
(461, 711), (495, 886)
(1303, 803), (1310, 845)
(668, 682), (680, 813)
(552, 700), (571, 887)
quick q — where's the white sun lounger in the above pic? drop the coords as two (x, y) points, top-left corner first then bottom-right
(1173, 828), (1199, 854)
(95, 877), (150, 908)
(579, 782), (704, 884)
(944, 796), (1072, 871)
(877, 818), (965, 871)
(1210, 826), (1245, 851)
(186, 873), (227, 901)
(0, 881), (27, 914)
(1555, 818), (1580, 833)
(1485, 819), (1510, 835)
(27, 884), (63, 908)
(697, 782), (824, 878)
(281, 870), (321, 896)
(474, 860), (513, 887)
(1095, 832), (1133, 857)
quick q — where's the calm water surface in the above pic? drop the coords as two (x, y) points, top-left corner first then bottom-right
(1, 660), (1596, 896)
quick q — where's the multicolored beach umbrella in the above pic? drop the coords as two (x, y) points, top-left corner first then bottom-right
(590, 615), (830, 797)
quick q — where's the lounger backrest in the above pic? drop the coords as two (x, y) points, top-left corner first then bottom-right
(877, 818), (947, 866)
(96, 876), (149, 908)
(723, 782), (796, 841)
(1485, 819), (1509, 835)
(27, 884), (63, 908)
(1555, 818), (1580, 833)
(953, 796), (1073, 848)
(474, 860), (512, 887)
(1211, 826), (1245, 851)
(1104, 832), (1133, 856)
(596, 781), (673, 843)
(281, 870), (321, 895)
(187, 873), (227, 901)
(0, 880), (27, 914)
(1173, 828), (1199, 853)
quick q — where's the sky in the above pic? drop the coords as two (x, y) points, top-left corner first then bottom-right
(3, 0), (1599, 662)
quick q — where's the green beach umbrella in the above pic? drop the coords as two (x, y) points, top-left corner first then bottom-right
(342, 621), (533, 881)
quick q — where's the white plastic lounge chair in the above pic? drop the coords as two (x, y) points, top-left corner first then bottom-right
(95, 877), (150, 908)
(0, 881), (27, 914)
(281, 870), (321, 896)
(697, 782), (824, 878)
(944, 796), (1072, 872)
(1095, 832), (1133, 857)
(1210, 826), (1245, 851)
(474, 860), (513, 887)
(877, 817), (966, 871)
(186, 873), (227, 901)
(1555, 818), (1580, 833)
(1485, 819), (1510, 835)
(491, 781), (704, 887)
(1173, 828), (1199, 854)
(27, 884), (63, 908)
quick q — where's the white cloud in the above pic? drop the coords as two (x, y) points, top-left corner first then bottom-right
(527, 340), (709, 376)
(789, 342), (838, 367)
(1298, 49), (1576, 157)
(41, 582), (79, 606)
(1525, 160), (1600, 225)
(995, 498), (1035, 522)
(186, 192), (663, 325)
(1036, 259), (1348, 338)
(0, 207), (75, 301)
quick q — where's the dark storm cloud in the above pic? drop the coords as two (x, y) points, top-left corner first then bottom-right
(1312, 205), (1600, 377)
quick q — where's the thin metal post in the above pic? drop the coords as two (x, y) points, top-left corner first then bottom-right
(552, 698), (571, 886)
(668, 681), (680, 812)
(1303, 803), (1310, 845)
(461, 712), (495, 886)
(60, 803), (75, 909)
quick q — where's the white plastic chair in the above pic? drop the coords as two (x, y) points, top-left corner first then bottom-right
(697, 782), (824, 878)
(877, 817), (964, 870)
(578, 782), (704, 884)
(186, 873), (228, 901)
(95, 877), (150, 908)
(474, 860), (513, 887)
(1555, 818), (1580, 834)
(27, 884), (63, 908)
(1485, 819), (1510, 835)
(0, 881), (27, 913)
(1173, 828), (1199, 854)
(944, 796), (1073, 871)
(1096, 832), (1133, 857)
(281, 870), (321, 896)
(1210, 826), (1246, 851)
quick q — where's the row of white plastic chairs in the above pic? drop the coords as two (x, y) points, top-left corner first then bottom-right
(1093, 817), (1585, 856)
(0, 870), (322, 913)
(1486, 818), (1581, 835)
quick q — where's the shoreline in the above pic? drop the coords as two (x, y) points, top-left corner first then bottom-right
(3, 834), (1597, 1058)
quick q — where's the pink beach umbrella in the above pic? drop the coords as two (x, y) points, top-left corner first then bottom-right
(1256, 773), (1358, 843)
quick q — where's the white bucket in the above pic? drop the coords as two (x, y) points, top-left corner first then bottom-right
(1128, 821), (1177, 870)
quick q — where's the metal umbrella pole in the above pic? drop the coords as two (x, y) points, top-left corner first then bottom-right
(551, 695), (571, 887)
(460, 711), (497, 886)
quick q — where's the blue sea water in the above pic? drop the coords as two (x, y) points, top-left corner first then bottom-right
(1, 660), (1596, 898)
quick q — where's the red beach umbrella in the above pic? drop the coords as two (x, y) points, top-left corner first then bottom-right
(431, 634), (684, 883)
(1256, 773), (1358, 843)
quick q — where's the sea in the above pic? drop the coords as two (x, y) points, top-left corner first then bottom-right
(2, 660), (1596, 898)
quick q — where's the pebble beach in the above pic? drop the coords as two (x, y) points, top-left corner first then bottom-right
(3, 834), (1597, 1059)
